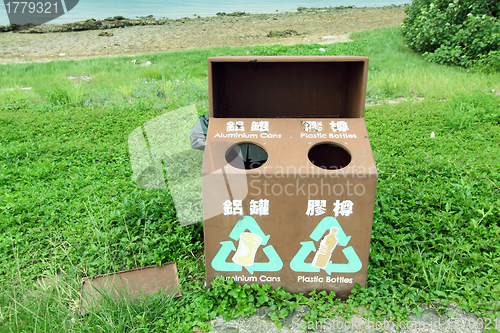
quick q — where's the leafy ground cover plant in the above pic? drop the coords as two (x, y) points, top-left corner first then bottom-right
(402, 0), (500, 72)
(0, 27), (499, 332)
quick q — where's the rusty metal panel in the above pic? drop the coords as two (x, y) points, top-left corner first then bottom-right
(81, 262), (181, 312)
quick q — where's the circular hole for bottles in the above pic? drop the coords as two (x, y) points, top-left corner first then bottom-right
(225, 142), (268, 170)
(308, 143), (351, 170)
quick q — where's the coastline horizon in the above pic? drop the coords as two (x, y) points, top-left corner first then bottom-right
(0, 5), (407, 62)
(1, 4), (409, 33)
(0, 0), (411, 27)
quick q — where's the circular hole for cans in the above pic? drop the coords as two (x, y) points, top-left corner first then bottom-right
(308, 143), (351, 170)
(225, 142), (268, 170)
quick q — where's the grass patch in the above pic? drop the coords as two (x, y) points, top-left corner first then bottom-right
(0, 26), (499, 331)
(350, 27), (500, 100)
(443, 101), (477, 132)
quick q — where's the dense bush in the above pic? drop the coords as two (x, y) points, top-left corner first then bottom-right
(402, 0), (500, 72)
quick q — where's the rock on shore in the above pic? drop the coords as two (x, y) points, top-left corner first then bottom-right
(0, 15), (176, 33)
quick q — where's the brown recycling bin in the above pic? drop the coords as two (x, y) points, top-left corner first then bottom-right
(201, 56), (377, 299)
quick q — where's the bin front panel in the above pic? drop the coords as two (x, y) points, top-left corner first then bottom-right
(202, 118), (377, 299)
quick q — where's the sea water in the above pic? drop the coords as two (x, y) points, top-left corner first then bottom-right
(1, 0), (410, 26)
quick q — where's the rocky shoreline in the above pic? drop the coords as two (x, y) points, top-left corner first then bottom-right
(0, 5), (399, 34)
(0, 5), (407, 63)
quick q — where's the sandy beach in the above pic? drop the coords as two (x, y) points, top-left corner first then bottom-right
(0, 6), (406, 63)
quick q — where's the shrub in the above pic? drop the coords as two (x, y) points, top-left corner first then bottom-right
(402, 0), (500, 71)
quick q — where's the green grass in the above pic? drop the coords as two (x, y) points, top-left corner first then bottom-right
(0, 26), (499, 332)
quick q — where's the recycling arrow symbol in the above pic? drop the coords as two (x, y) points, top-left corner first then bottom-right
(290, 216), (362, 274)
(211, 216), (283, 273)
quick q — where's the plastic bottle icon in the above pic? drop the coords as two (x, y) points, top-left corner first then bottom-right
(232, 232), (263, 266)
(311, 227), (339, 269)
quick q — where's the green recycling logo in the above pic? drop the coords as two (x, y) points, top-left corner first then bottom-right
(211, 216), (283, 274)
(290, 216), (362, 274)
